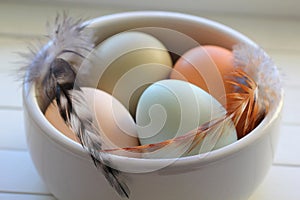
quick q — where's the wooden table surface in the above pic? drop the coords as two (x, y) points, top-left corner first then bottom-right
(0, 1), (299, 199)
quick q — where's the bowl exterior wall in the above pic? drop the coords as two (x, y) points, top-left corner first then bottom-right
(24, 90), (281, 200)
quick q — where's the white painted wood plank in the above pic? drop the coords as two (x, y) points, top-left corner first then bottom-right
(208, 15), (300, 52)
(0, 110), (27, 150)
(45, 0), (300, 18)
(0, 73), (22, 108)
(1, 2), (300, 52)
(274, 125), (300, 166)
(0, 2), (123, 37)
(268, 51), (300, 87)
(0, 150), (50, 195)
(282, 86), (300, 125)
(0, 37), (35, 73)
(249, 165), (300, 200)
(0, 193), (55, 200)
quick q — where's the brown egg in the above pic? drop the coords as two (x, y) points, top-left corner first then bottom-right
(45, 87), (140, 151)
(170, 45), (234, 106)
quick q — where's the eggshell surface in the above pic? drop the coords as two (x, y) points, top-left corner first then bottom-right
(170, 45), (234, 106)
(136, 80), (237, 157)
(83, 31), (173, 117)
(45, 87), (139, 150)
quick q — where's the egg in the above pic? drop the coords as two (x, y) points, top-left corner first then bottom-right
(82, 31), (173, 117)
(136, 79), (237, 157)
(169, 45), (234, 106)
(45, 87), (140, 151)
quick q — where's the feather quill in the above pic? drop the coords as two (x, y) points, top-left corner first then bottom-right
(20, 14), (130, 198)
(105, 116), (228, 157)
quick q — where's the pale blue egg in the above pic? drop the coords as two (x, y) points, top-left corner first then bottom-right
(136, 79), (237, 157)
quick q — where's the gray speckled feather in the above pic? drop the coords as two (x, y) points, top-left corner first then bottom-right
(19, 14), (130, 198)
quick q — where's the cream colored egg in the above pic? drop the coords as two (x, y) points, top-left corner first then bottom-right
(136, 80), (237, 158)
(45, 87), (140, 151)
(81, 31), (173, 117)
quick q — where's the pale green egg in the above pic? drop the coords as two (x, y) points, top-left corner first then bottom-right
(136, 79), (237, 158)
(81, 31), (173, 117)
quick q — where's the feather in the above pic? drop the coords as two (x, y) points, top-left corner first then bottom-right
(232, 44), (282, 108)
(105, 115), (230, 158)
(19, 13), (94, 86)
(226, 70), (267, 138)
(227, 44), (282, 138)
(19, 14), (130, 198)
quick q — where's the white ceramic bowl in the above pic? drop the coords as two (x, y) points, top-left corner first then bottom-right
(23, 11), (283, 200)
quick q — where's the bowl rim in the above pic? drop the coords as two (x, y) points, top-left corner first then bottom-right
(23, 10), (284, 173)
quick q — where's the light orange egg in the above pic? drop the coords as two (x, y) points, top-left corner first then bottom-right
(45, 101), (79, 142)
(45, 87), (140, 151)
(169, 45), (234, 106)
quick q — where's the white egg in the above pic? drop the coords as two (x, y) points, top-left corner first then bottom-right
(136, 80), (237, 157)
